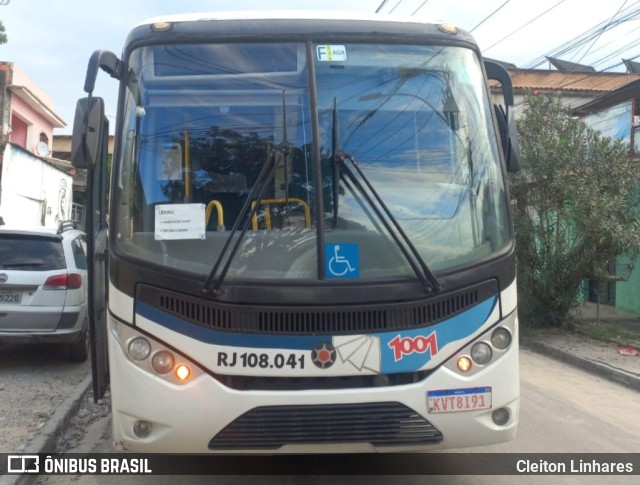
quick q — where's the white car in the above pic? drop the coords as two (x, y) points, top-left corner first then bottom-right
(0, 222), (89, 361)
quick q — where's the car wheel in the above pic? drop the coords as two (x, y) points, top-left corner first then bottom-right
(68, 324), (90, 362)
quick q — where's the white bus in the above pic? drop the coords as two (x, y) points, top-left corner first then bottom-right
(71, 11), (521, 453)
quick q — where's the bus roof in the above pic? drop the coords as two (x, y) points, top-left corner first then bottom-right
(136, 10), (444, 28)
(125, 10), (475, 54)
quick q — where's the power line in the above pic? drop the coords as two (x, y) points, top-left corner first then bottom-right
(388, 0), (404, 14)
(470, 1), (512, 33)
(411, 0), (431, 16)
(372, 0), (640, 107)
(375, 1), (390, 13)
(578, 23), (640, 66)
(569, 0), (630, 65)
(484, 0), (569, 52)
(546, 1), (633, 90)
(592, 35), (640, 69)
(523, 1), (640, 68)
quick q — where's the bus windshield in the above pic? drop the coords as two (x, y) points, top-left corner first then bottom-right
(115, 42), (510, 282)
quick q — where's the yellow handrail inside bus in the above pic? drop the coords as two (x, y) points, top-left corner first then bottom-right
(205, 200), (225, 231)
(251, 198), (311, 230)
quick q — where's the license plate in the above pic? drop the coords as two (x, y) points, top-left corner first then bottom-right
(427, 386), (492, 413)
(0, 291), (22, 304)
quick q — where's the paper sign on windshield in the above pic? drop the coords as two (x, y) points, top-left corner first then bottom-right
(155, 204), (205, 240)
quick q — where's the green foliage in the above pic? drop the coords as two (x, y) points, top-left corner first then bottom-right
(574, 321), (640, 347)
(511, 92), (640, 327)
(0, 21), (6, 44)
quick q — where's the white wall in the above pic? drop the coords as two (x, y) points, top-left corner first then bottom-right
(0, 143), (72, 227)
(490, 91), (597, 120)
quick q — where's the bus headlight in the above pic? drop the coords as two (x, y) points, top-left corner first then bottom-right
(446, 313), (517, 376)
(128, 337), (151, 361)
(470, 342), (492, 365)
(491, 327), (512, 350)
(116, 325), (202, 386)
(151, 351), (174, 374)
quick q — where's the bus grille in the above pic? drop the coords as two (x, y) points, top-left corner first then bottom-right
(208, 402), (442, 450)
(137, 279), (497, 335)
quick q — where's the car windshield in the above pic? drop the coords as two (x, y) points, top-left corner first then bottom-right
(0, 235), (65, 271)
(114, 42), (509, 282)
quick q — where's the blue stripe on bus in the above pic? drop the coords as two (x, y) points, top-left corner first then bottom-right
(135, 296), (497, 357)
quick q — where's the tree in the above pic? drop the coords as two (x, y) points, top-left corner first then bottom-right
(511, 92), (640, 327)
(0, 0), (8, 45)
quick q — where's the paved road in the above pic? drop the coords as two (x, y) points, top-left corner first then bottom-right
(28, 349), (640, 484)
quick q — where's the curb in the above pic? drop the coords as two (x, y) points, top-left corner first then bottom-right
(521, 339), (640, 393)
(28, 374), (93, 453)
(0, 374), (93, 485)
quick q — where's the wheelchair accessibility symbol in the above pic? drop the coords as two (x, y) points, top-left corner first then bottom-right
(325, 243), (360, 279)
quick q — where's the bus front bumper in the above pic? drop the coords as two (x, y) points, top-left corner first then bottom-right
(108, 314), (520, 453)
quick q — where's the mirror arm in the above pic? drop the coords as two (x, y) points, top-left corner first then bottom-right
(84, 50), (122, 94)
(484, 60), (514, 108)
(484, 60), (520, 172)
(76, 50), (121, 168)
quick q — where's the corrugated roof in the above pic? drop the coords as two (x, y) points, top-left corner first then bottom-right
(507, 69), (640, 93)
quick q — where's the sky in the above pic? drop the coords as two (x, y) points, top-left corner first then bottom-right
(2, 0), (640, 134)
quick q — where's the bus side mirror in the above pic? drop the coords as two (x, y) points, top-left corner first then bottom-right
(484, 60), (521, 173)
(71, 97), (105, 169)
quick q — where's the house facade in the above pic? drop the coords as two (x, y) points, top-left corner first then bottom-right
(0, 62), (71, 227)
(572, 78), (640, 316)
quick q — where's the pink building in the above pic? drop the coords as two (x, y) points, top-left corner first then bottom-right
(0, 62), (71, 226)
(0, 62), (65, 155)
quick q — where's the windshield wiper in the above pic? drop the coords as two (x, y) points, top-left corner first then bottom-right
(331, 101), (441, 294)
(335, 149), (442, 294)
(202, 92), (290, 297)
(202, 144), (285, 297)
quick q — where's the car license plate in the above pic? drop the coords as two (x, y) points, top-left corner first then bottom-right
(427, 386), (492, 413)
(0, 291), (22, 304)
